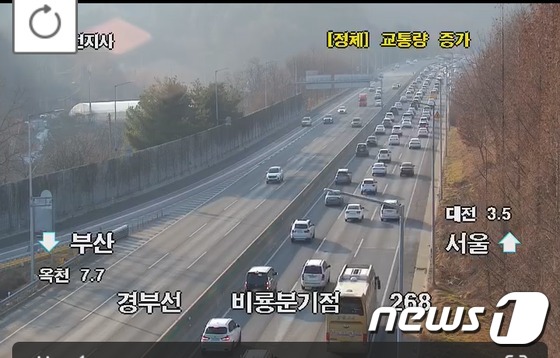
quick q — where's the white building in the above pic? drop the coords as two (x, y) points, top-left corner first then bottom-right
(69, 100), (139, 121)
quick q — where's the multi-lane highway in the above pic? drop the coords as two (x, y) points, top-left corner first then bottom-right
(0, 64), (427, 354)
(178, 75), (439, 345)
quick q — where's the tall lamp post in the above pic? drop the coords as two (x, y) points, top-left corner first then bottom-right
(214, 67), (228, 126)
(25, 116), (35, 282)
(113, 81), (133, 150)
(264, 61), (277, 108)
(418, 101), (436, 285)
(323, 188), (406, 352)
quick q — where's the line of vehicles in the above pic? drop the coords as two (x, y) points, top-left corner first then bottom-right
(199, 63), (448, 354)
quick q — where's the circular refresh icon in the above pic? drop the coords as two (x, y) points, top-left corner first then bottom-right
(29, 4), (61, 39)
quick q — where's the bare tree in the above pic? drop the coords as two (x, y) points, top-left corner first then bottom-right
(39, 126), (113, 172)
(0, 82), (25, 184)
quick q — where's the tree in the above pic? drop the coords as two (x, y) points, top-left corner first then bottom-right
(0, 82), (25, 184)
(189, 79), (243, 127)
(40, 129), (113, 172)
(125, 76), (195, 150)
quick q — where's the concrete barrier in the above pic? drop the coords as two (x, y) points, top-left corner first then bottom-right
(161, 71), (420, 341)
(0, 90), (353, 244)
(0, 224), (129, 318)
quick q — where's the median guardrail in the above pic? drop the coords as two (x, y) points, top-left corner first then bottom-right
(0, 224), (130, 319)
(161, 69), (420, 341)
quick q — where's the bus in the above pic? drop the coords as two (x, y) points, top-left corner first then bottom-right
(326, 264), (381, 353)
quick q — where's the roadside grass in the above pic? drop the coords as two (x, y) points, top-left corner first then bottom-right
(421, 126), (493, 343)
(0, 246), (77, 299)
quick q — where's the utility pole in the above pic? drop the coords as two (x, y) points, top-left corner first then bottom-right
(26, 117), (35, 282)
(214, 67), (228, 126)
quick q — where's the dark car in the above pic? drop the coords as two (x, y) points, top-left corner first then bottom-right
(374, 93), (382, 100)
(366, 135), (378, 147)
(355, 143), (369, 157)
(335, 169), (352, 185)
(399, 162), (415, 177)
(244, 266), (278, 293)
(389, 106), (399, 116)
(323, 115), (334, 124)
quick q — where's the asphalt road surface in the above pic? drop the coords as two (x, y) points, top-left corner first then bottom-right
(178, 77), (439, 348)
(0, 65), (428, 355)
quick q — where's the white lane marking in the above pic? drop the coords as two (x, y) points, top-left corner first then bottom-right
(292, 167), (304, 176)
(382, 183), (388, 194)
(398, 152), (403, 159)
(249, 183), (259, 191)
(80, 295), (115, 321)
(354, 238), (364, 258)
(255, 199), (267, 209)
(274, 182), (286, 191)
(0, 199), (190, 345)
(316, 236), (327, 252)
(223, 222), (241, 237)
(188, 223), (207, 238)
(381, 127), (431, 307)
(155, 88), (368, 340)
(148, 253), (169, 269)
(223, 199), (238, 211)
(370, 207), (379, 221)
(186, 251), (207, 271)
(391, 165), (397, 174)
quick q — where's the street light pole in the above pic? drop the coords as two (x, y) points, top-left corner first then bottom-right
(417, 100), (437, 286)
(439, 78), (443, 199)
(26, 117), (35, 282)
(113, 81), (133, 151)
(431, 103), (436, 285)
(214, 67), (228, 126)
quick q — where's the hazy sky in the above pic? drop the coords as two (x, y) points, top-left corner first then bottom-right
(0, 3), (505, 83)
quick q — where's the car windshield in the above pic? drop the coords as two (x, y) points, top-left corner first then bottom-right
(379, 149), (388, 154)
(303, 265), (322, 274)
(374, 163), (384, 167)
(368, 136), (375, 140)
(205, 326), (228, 335)
(327, 191), (341, 197)
(363, 179), (375, 184)
(246, 272), (268, 285)
(294, 223), (308, 229)
(268, 168), (280, 173)
(347, 205), (361, 210)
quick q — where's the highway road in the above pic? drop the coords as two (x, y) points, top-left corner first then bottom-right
(177, 72), (442, 347)
(0, 64), (427, 355)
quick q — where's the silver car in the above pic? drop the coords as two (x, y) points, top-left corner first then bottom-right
(324, 190), (343, 206)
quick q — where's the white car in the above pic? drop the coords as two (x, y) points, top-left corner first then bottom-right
(337, 105), (347, 114)
(266, 166), (284, 183)
(420, 116), (430, 123)
(417, 128), (429, 137)
(401, 119), (413, 128)
(375, 99), (383, 107)
(384, 112), (394, 121)
(402, 113), (413, 122)
(399, 96), (408, 103)
(344, 203), (364, 222)
(300, 259), (331, 290)
(351, 117), (363, 127)
(388, 134), (400, 146)
(419, 120), (429, 129)
(391, 125), (403, 137)
(380, 200), (400, 221)
(428, 99), (436, 106)
(395, 102), (403, 110)
(201, 318), (242, 353)
(360, 178), (378, 195)
(375, 125), (386, 134)
(408, 138), (421, 149)
(301, 117), (312, 127)
(377, 148), (391, 163)
(290, 219), (315, 242)
(371, 162), (387, 176)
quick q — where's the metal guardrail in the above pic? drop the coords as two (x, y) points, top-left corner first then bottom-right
(0, 224), (130, 318)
